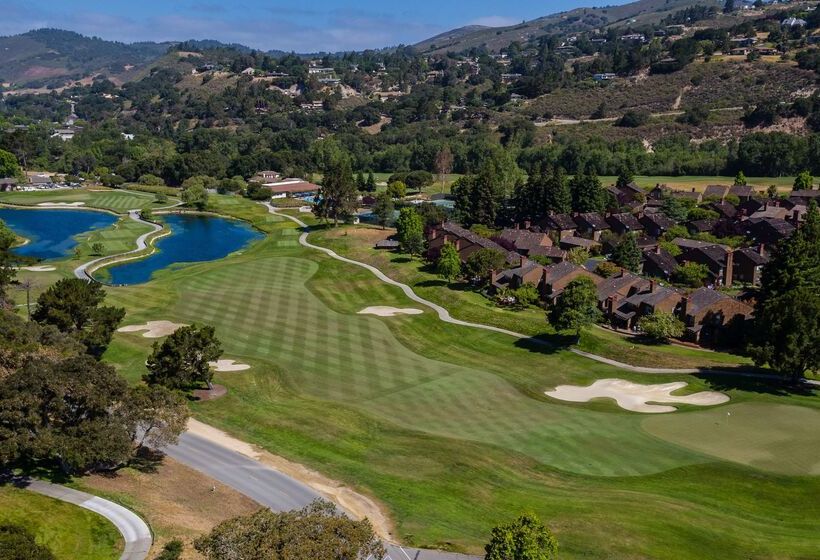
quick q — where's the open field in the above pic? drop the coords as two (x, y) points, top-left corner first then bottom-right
(0, 187), (176, 213)
(0, 485), (121, 560)
(598, 175), (799, 192)
(90, 195), (819, 558)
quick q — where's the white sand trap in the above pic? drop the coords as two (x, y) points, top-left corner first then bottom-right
(17, 265), (56, 272)
(358, 306), (424, 317)
(117, 320), (187, 338)
(36, 202), (85, 207)
(299, 206), (313, 213)
(546, 378), (729, 413)
(209, 359), (251, 372)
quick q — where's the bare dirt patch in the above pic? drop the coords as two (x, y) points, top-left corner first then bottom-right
(546, 378), (729, 413)
(81, 457), (258, 559)
(118, 321), (187, 338)
(185, 419), (396, 541)
(192, 385), (227, 401)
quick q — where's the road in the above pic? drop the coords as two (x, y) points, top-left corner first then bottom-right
(23, 478), (152, 560)
(165, 430), (479, 560)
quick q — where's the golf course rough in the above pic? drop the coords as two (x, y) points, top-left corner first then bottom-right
(94, 197), (820, 557)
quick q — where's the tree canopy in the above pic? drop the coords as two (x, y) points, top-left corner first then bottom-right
(145, 324), (222, 390)
(748, 201), (820, 380)
(484, 513), (558, 560)
(195, 500), (384, 560)
(550, 277), (601, 337)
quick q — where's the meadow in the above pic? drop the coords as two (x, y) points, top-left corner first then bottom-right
(96, 195), (819, 558)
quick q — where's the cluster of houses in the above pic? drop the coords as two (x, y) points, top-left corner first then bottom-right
(421, 182), (818, 347)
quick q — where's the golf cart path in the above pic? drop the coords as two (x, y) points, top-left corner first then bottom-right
(74, 202), (182, 282)
(165, 426), (478, 560)
(24, 479), (152, 560)
(264, 203), (819, 384)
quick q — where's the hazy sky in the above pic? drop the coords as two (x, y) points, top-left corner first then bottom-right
(3, 0), (627, 52)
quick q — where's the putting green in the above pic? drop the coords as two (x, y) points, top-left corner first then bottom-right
(642, 403), (820, 475)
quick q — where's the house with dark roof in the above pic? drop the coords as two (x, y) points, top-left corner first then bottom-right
(688, 219), (719, 235)
(426, 222), (519, 265)
(678, 242), (735, 287)
(729, 185), (755, 201)
(733, 245), (768, 286)
(709, 201), (737, 219)
(573, 213), (610, 240)
(639, 212), (677, 238)
(789, 189), (820, 206)
(540, 261), (602, 303)
(538, 213), (577, 239)
(680, 288), (753, 345)
(596, 270), (651, 310)
(608, 284), (682, 329)
(558, 236), (601, 252)
(491, 261), (547, 292)
(642, 247), (679, 280)
(647, 184), (671, 201)
(703, 185), (730, 201)
(741, 218), (796, 245)
(606, 213), (644, 236)
(610, 181), (645, 205)
(494, 229), (553, 256)
(670, 189), (703, 203)
(528, 245), (566, 262)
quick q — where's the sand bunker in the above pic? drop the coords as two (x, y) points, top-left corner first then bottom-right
(36, 202), (85, 207)
(546, 378), (729, 413)
(117, 320), (187, 338)
(298, 206), (313, 213)
(17, 265), (56, 272)
(358, 306), (423, 317)
(209, 359), (251, 372)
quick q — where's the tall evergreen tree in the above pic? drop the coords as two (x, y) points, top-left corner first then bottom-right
(612, 233), (641, 272)
(314, 158), (358, 226)
(748, 201), (820, 381)
(546, 165), (572, 214)
(571, 169), (606, 213)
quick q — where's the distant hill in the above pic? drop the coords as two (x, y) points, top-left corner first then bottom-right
(414, 0), (721, 53)
(0, 29), (173, 87)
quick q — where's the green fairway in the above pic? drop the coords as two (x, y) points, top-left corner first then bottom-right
(93, 195), (820, 558)
(643, 403), (820, 475)
(0, 187), (176, 213)
(0, 486), (121, 560)
(597, 175), (797, 192)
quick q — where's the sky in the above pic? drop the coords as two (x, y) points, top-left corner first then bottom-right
(2, 0), (621, 53)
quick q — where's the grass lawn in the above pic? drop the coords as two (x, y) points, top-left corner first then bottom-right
(597, 175), (798, 192)
(310, 225), (751, 370)
(90, 195), (820, 559)
(0, 486), (121, 560)
(0, 187), (177, 214)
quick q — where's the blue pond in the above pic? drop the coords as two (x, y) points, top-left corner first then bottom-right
(105, 214), (263, 285)
(0, 208), (118, 259)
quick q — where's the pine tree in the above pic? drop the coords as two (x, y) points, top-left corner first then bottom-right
(748, 201), (820, 381)
(546, 166), (572, 214)
(356, 171), (366, 191)
(571, 169), (605, 213)
(611, 233), (641, 272)
(314, 158), (358, 226)
(366, 171), (376, 192)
